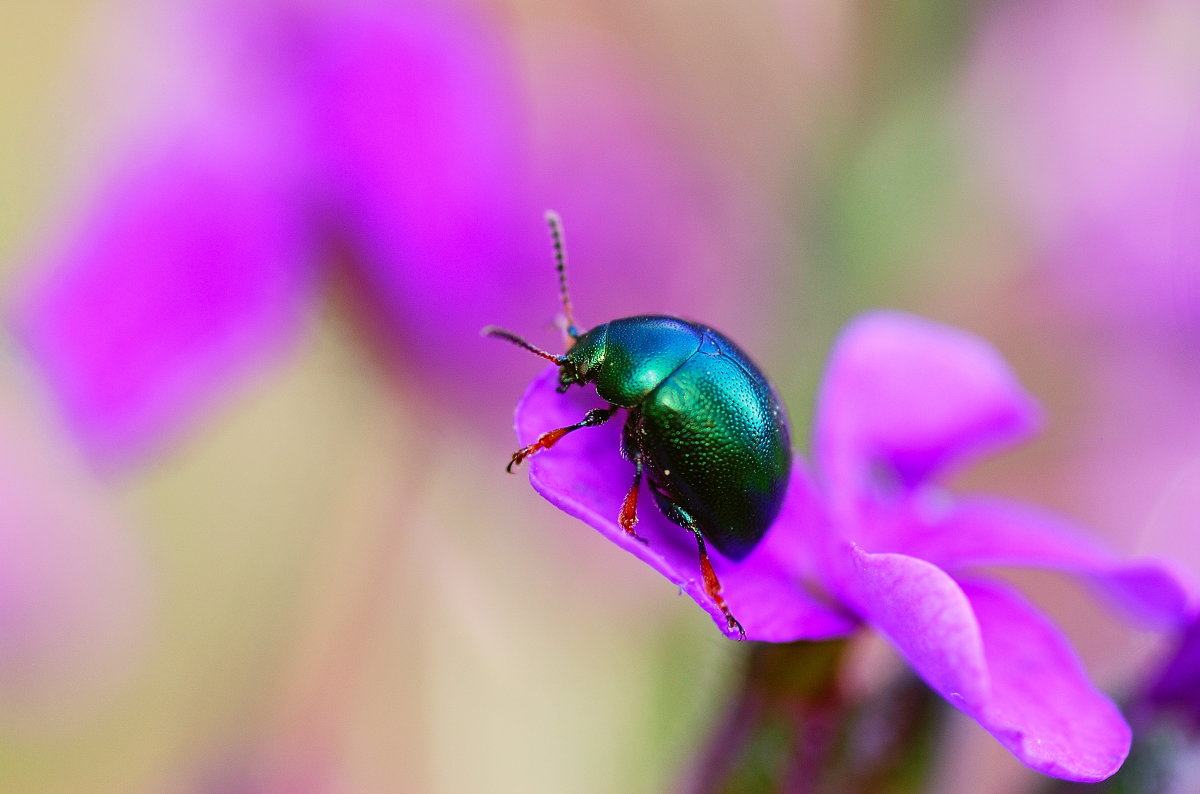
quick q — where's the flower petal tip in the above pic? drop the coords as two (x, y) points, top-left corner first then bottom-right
(817, 310), (1043, 492)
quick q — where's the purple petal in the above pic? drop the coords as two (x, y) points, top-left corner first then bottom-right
(516, 368), (855, 640)
(13, 144), (310, 466)
(960, 578), (1131, 782)
(900, 496), (1198, 627)
(836, 546), (991, 707)
(814, 311), (1041, 506)
(839, 546), (1131, 780)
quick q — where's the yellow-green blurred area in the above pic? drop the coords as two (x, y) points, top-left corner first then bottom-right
(1, 1), (1197, 792)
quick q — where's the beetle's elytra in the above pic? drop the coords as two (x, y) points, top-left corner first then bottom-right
(483, 212), (792, 637)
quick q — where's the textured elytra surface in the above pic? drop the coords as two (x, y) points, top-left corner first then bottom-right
(555, 314), (793, 560)
(632, 325), (791, 560)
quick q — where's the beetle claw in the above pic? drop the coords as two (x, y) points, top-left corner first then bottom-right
(727, 614), (746, 640)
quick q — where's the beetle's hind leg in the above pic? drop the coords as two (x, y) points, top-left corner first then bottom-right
(507, 406), (618, 472)
(659, 500), (746, 640)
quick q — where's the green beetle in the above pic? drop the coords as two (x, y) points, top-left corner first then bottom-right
(485, 212), (791, 636)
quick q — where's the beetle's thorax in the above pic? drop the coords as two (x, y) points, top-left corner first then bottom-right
(559, 315), (705, 407)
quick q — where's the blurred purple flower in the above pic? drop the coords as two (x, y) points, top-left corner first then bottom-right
(12, 0), (535, 465)
(964, 0), (1200, 658)
(515, 310), (1196, 781)
(12, 0), (769, 467)
(965, 0), (1200, 343)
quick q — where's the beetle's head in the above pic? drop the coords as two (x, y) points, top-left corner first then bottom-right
(556, 324), (606, 392)
(555, 361), (583, 393)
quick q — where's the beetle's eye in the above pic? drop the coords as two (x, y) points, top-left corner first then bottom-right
(557, 363), (581, 392)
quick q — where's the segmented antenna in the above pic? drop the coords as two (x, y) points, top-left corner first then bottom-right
(480, 325), (566, 364)
(545, 210), (578, 338)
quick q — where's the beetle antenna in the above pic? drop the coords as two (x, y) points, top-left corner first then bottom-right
(481, 325), (567, 364)
(545, 210), (579, 339)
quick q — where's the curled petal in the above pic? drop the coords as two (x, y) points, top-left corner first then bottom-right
(814, 311), (1041, 506)
(960, 579), (1131, 782)
(841, 547), (1131, 781)
(517, 367), (853, 640)
(13, 144), (310, 466)
(902, 496), (1198, 627)
(837, 546), (991, 708)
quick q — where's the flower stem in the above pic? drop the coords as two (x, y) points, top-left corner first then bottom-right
(680, 640), (847, 794)
(680, 639), (942, 794)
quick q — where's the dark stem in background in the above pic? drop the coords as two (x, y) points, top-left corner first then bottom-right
(681, 639), (943, 794)
(682, 640), (845, 794)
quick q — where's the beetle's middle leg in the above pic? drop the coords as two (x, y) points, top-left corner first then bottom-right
(617, 452), (650, 545)
(616, 410), (651, 544)
(507, 406), (618, 472)
(658, 498), (746, 640)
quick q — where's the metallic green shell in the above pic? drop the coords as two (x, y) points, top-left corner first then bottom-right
(568, 315), (791, 560)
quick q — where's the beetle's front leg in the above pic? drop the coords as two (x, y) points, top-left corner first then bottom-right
(507, 406), (618, 472)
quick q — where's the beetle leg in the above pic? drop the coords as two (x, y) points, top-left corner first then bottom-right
(507, 406), (618, 472)
(659, 501), (746, 639)
(618, 454), (650, 545)
(690, 529), (745, 639)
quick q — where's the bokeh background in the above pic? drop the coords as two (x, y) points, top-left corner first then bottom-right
(0, 1), (1197, 792)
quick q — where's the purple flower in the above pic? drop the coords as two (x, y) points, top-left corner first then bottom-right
(514, 310), (1197, 781)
